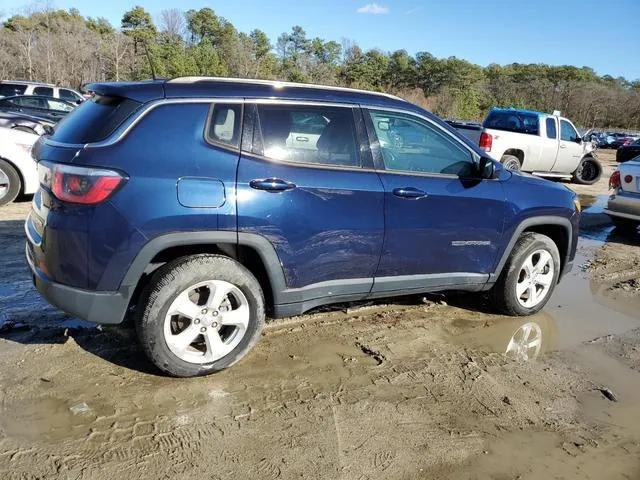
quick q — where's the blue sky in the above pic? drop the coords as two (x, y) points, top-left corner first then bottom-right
(3, 0), (639, 79)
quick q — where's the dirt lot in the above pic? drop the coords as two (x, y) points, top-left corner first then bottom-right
(2, 150), (640, 479)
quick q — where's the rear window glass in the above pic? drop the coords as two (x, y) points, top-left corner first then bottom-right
(0, 83), (27, 96)
(546, 118), (557, 139)
(483, 110), (539, 136)
(50, 95), (141, 144)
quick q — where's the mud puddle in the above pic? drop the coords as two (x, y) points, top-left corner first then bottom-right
(3, 201), (640, 478)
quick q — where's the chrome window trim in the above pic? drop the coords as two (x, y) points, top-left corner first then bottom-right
(241, 150), (377, 174)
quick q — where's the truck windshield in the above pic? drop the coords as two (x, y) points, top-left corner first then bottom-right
(483, 111), (540, 136)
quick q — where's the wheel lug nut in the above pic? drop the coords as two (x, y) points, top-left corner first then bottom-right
(194, 319), (200, 324)
(201, 308), (208, 314)
(212, 322), (218, 328)
(212, 310), (219, 317)
(200, 327), (206, 333)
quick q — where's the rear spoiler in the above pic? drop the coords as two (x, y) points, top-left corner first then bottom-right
(84, 80), (165, 103)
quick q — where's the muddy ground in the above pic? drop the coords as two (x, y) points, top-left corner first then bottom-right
(2, 150), (640, 479)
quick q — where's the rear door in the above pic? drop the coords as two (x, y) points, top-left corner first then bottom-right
(552, 119), (583, 173)
(364, 107), (505, 292)
(236, 101), (384, 297)
(538, 116), (559, 171)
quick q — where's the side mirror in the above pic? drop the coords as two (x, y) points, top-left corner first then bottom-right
(43, 125), (53, 135)
(574, 137), (583, 144)
(478, 156), (495, 179)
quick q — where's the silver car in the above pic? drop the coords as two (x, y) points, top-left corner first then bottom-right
(605, 157), (640, 231)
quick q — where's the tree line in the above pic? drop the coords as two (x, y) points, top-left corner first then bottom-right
(1, 5), (639, 129)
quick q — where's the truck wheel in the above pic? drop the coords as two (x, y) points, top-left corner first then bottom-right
(572, 157), (601, 185)
(136, 254), (265, 377)
(0, 159), (21, 207)
(491, 232), (560, 316)
(501, 155), (521, 171)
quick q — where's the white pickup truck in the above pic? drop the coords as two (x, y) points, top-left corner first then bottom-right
(478, 108), (601, 185)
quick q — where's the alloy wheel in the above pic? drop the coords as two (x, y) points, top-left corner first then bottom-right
(163, 280), (250, 364)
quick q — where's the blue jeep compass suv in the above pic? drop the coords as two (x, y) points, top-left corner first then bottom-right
(26, 77), (580, 377)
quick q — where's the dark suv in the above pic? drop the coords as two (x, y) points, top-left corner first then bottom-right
(26, 78), (580, 377)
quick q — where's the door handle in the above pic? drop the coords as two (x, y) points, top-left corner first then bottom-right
(392, 187), (427, 199)
(559, 144), (567, 149)
(296, 136), (309, 142)
(250, 178), (296, 192)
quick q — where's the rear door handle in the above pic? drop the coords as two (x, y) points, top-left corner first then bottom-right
(250, 178), (297, 192)
(296, 136), (309, 142)
(392, 187), (427, 199)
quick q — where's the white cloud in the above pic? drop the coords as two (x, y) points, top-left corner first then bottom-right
(357, 3), (390, 14)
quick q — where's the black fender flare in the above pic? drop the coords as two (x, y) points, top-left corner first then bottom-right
(488, 215), (574, 283)
(118, 231), (289, 304)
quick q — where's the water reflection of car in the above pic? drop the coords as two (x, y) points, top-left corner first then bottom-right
(605, 159), (640, 231)
(453, 313), (556, 361)
(0, 95), (75, 123)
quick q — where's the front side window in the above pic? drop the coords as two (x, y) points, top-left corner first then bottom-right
(33, 86), (54, 97)
(46, 99), (74, 112)
(369, 109), (474, 176)
(59, 89), (81, 102)
(256, 104), (360, 168)
(560, 120), (579, 142)
(206, 104), (242, 149)
(546, 118), (557, 139)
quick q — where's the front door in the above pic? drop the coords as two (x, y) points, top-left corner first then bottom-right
(552, 119), (583, 173)
(364, 108), (506, 293)
(236, 101), (385, 298)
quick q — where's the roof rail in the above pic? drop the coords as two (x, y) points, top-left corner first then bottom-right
(166, 76), (404, 101)
(1, 80), (56, 87)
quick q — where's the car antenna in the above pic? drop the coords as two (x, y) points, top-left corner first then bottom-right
(142, 40), (158, 80)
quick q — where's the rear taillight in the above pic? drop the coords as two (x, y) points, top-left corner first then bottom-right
(609, 170), (621, 190)
(38, 162), (126, 205)
(479, 132), (492, 152)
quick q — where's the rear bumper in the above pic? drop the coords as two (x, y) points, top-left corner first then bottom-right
(26, 243), (129, 324)
(605, 191), (640, 221)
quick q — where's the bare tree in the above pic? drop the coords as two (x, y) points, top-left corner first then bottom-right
(159, 9), (185, 40)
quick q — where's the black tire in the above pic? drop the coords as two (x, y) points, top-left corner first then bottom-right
(611, 217), (638, 232)
(572, 156), (602, 185)
(136, 254), (265, 377)
(501, 154), (521, 171)
(490, 233), (561, 316)
(0, 159), (21, 207)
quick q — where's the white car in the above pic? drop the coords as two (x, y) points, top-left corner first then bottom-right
(605, 159), (640, 231)
(0, 126), (39, 206)
(0, 80), (84, 104)
(478, 108), (601, 185)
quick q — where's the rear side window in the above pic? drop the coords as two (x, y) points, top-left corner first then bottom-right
(546, 118), (557, 139)
(206, 104), (242, 149)
(50, 95), (141, 144)
(483, 110), (539, 135)
(0, 83), (27, 96)
(34, 86), (54, 97)
(256, 104), (360, 168)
